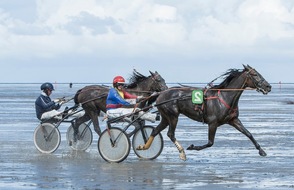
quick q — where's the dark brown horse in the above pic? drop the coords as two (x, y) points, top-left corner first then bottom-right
(73, 70), (168, 137)
(137, 65), (271, 160)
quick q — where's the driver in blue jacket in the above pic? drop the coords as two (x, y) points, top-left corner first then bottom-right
(35, 82), (64, 120)
(106, 76), (156, 122)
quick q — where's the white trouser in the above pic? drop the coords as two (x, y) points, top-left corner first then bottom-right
(106, 108), (156, 122)
(71, 110), (85, 118)
(41, 110), (62, 120)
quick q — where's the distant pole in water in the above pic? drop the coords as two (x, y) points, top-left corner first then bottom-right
(69, 82), (73, 88)
(279, 81), (281, 90)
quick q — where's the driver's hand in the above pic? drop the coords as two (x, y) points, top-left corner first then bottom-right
(54, 98), (65, 103)
(59, 100), (66, 105)
(136, 96), (144, 103)
(53, 99), (60, 103)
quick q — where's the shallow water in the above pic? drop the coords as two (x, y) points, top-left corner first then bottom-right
(0, 83), (293, 190)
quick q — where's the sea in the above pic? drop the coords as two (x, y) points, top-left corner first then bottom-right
(0, 83), (293, 190)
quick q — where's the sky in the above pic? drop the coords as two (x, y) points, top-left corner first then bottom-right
(0, 0), (294, 84)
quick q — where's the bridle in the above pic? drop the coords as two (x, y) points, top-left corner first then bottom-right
(204, 68), (263, 111)
(122, 73), (167, 94)
(245, 68), (266, 93)
(150, 73), (167, 92)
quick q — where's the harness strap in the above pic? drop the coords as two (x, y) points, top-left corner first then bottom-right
(203, 90), (239, 117)
(205, 90), (232, 109)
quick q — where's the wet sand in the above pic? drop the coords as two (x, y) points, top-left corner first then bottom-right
(1, 115), (293, 190)
(1, 84), (294, 189)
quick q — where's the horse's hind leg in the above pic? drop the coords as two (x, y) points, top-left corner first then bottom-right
(136, 116), (169, 150)
(88, 110), (101, 136)
(73, 114), (91, 141)
(142, 114), (186, 161)
(229, 118), (266, 156)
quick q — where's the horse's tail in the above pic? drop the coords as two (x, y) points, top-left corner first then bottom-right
(74, 89), (82, 105)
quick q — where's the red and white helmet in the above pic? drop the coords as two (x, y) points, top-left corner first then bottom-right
(113, 76), (125, 85)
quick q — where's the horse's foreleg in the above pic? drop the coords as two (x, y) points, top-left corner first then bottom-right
(187, 124), (217, 151)
(229, 118), (266, 156)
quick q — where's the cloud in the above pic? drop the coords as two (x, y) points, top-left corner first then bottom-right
(1, 0), (294, 58)
(0, 0), (294, 82)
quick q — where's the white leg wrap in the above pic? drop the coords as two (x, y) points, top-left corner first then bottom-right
(175, 140), (186, 161)
(175, 140), (184, 152)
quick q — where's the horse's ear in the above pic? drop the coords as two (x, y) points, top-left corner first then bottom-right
(243, 64), (249, 70)
(149, 71), (155, 76)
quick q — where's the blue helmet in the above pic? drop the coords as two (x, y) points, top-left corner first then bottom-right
(40, 82), (54, 91)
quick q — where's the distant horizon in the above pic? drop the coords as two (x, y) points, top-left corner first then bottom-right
(0, 81), (291, 85)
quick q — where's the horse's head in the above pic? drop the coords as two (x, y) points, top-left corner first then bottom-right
(126, 70), (168, 93)
(243, 64), (271, 94)
(149, 71), (168, 92)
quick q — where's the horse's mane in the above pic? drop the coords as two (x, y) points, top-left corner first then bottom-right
(212, 69), (243, 89)
(125, 70), (148, 89)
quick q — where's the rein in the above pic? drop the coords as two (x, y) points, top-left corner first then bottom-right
(77, 85), (110, 95)
(154, 68), (259, 109)
(206, 88), (255, 91)
(205, 68), (255, 110)
(123, 89), (153, 94)
(80, 94), (108, 105)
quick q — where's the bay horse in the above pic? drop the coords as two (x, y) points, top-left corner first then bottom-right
(73, 70), (168, 137)
(137, 65), (271, 160)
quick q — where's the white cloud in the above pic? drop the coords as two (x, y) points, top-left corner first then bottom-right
(0, 0), (294, 82)
(1, 0), (294, 55)
(188, 0), (294, 46)
(238, 0), (294, 40)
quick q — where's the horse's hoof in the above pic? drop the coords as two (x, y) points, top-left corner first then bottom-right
(136, 145), (144, 150)
(179, 152), (187, 161)
(187, 144), (194, 150)
(259, 149), (267, 156)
